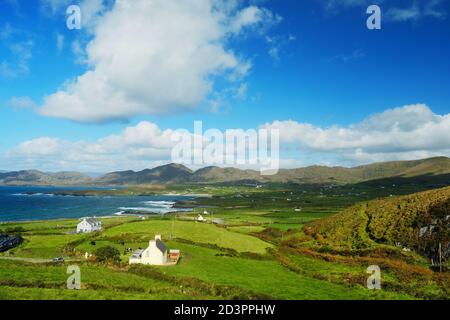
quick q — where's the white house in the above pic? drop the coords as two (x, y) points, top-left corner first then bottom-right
(129, 235), (168, 265)
(196, 214), (205, 222)
(77, 218), (102, 233)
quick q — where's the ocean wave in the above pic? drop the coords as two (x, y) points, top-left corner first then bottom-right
(119, 207), (162, 212)
(11, 193), (54, 197)
(142, 200), (175, 205)
(118, 206), (192, 214)
(141, 200), (175, 208)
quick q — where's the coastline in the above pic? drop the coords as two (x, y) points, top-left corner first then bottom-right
(0, 186), (201, 224)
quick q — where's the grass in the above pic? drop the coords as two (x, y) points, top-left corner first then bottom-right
(0, 183), (448, 300)
(100, 219), (272, 254)
(160, 242), (413, 300)
(0, 259), (213, 300)
(10, 234), (88, 258)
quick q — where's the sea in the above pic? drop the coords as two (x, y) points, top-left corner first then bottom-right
(0, 186), (194, 222)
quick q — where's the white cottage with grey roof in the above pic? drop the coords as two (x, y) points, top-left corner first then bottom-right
(77, 217), (102, 233)
(129, 235), (168, 265)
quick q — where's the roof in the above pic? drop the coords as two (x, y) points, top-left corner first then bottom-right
(82, 218), (100, 226)
(130, 249), (144, 259)
(155, 239), (167, 253)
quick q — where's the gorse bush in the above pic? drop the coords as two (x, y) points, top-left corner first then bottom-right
(309, 186), (450, 264)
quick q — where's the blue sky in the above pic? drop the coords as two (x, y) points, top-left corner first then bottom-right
(0, 0), (449, 172)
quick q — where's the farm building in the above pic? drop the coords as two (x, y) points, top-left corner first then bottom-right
(196, 214), (205, 222)
(169, 249), (180, 261)
(129, 235), (180, 266)
(77, 218), (102, 233)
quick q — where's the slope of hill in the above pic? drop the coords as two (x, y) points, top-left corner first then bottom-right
(272, 157), (450, 184)
(0, 170), (92, 186)
(95, 163), (193, 185)
(191, 166), (262, 183)
(309, 187), (450, 260)
(0, 157), (449, 186)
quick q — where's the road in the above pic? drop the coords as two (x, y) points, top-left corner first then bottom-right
(0, 256), (82, 264)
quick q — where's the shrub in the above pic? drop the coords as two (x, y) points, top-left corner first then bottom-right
(95, 246), (121, 263)
(4, 226), (26, 234)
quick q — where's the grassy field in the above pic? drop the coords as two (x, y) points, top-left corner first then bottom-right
(0, 183), (448, 300)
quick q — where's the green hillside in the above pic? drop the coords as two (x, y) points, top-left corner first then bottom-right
(309, 187), (450, 263)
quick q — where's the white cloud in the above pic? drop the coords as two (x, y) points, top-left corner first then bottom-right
(386, 4), (422, 22)
(265, 34), (296, 62)
(236, 83), (248, 100)
(5, 96), (37, 109)
(0, 40), (34, 78)
(326, 49), (364, 63)
(4, 104), (450, 171)
(319, 0), (447, 21)
(229, 6), (282, 34)
(56, 33), (64, 52)
(322, 0), (372, 10)
(78, 0), (109, 30)
(261, 104), (450, 165)
(14, 137), (63, 156)
(38, 0), (279, 123)
(40, 0), (71, 14)
(385, 0), (447, 22)
(7, 121), (177, 172)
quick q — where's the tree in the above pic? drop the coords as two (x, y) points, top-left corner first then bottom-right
(95, 246), (120, 263)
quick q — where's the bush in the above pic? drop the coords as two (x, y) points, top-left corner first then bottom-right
(4, 227), (26, 234)
(95, 246), (121, 263)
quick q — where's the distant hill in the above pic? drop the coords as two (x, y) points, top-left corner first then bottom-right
(0, 157), (449, 186)
(0, 170), (92, 186)
(308, 186), (450, 260)
(191, 166), (263, 183)
(95, 163), (193, 185)
(187, 156), (450, 185)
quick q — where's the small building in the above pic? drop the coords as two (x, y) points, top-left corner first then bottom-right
(169, 249), (180, 261)
(196, 214), (205, 222)
(77, 218), (102, 234)
(129, 235), (173, 266)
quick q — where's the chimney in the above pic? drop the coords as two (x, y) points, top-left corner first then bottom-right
(155, 234), (162, 241)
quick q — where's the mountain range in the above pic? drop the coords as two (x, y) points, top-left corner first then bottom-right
(0, 157), (449, 186)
